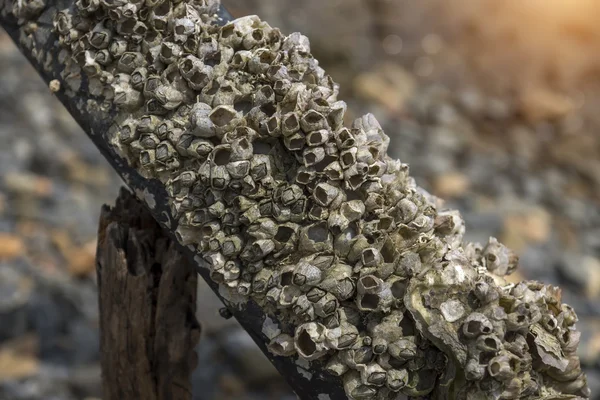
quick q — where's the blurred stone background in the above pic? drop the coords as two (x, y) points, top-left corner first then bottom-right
(1, 0), (600, 399)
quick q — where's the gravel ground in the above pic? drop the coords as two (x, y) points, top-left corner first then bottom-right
(1, 1), (599, 399)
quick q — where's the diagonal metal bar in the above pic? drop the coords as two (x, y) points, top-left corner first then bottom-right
(0, 1), (349, 399)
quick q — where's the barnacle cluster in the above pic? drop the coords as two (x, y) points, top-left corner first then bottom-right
(44, 0), (590, 398)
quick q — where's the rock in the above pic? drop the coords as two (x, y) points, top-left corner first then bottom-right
(0, 364), (73, 400)
(66, 242), (97, 278)
(556, 254), (600, 300)
(3, 172), (53, 198)
(63, 155), (111, 187)
(0, 337), (39, 380)
(50, 231), (97, 278)
(583, 257), (600, 299)
(519, 87), (574, 123)
(501, 207), (551, 252)
(382, 34), (403, 55)
(353, 63), (417, 113)
(432, 171), (470, 199)
(457, 88), (485, 116)
(517, 245), (559, 284)
(582, 228), (600, 256)
(508, 125), (539, 167)
(0, 265), (32, 341)
(483, 97), (512, 121)
(0, 233), (25, 260)
(576, 318), (600, 367)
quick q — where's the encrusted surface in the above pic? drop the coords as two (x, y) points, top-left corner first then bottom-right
(5, 0), (588, 398)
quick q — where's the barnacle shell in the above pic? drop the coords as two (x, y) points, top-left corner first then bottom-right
(268, 333), (296, 357)
(343, 371), (378, 400)
(294, 322), (329, 361)
(483, 237), (519, 277)
(325, 354), (349, 377)
(386, 368), (409, 392)
(359, 362), (387, 386)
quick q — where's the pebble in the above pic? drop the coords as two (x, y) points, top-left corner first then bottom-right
(501, 207), (551, 252)
(0, 234), (25, 260)
(51, 231), (96, 278)
(353, 64), (416, 113)
(0, 265), (32, 341)
(519, 87), (574, 123)
(432, 171), (470, 199)
(3, 172), (53, 198)
(516, 244), (558, 284)
(556, 254), (600, 302)
(65, 242), (96, 278)
(0, 347), (39, 381)
(577, 318), (600, 367)
(583, 257), (600, 299)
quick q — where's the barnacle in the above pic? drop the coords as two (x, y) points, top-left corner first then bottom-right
(343, 371), (378, 400)
(49, 1), (591, 398)
(268, 333), (296, 357)
(386, 368), (409, 392)
(11, 0), (46, 20)
(483, 237), (519, 277)
(294, 322), (328, 361)
(356, 275), (393, 313)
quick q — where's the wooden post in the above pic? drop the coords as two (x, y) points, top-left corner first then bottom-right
(96, 188), (200, 400)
